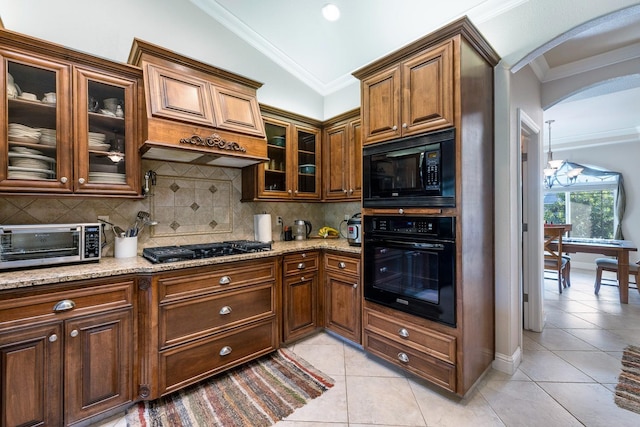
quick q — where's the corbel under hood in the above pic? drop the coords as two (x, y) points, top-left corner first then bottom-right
(128, 39), (268, 168)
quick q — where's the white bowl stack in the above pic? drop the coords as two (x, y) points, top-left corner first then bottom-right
(88, 132), (110, 150)
(39, 128), (57, 146)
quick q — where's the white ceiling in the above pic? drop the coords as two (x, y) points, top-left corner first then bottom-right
(190, 0), (640, 149)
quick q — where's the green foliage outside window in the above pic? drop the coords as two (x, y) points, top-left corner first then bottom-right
(543, 190), (614, 239)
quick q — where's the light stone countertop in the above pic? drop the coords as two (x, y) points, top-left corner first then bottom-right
(0, 238), (361, 291)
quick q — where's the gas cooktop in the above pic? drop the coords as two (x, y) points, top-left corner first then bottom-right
(142, 240), (272, 264)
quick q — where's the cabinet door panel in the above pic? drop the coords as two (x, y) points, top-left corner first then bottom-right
(65, 309), (132, 425)
(0, 322), (62, 427)
(145, 63), (215, 127)
(349, 119), (362, 198)
(323, 125), (348, 199)
(283, 274), (318, 342)
(211, 85), (265, 137)
(325, 273), (361, 343)
(362, 67), (400, 144)
(402, 41), (454, 135)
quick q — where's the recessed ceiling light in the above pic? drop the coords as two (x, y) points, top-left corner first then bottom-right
(322, 3), (340, 22)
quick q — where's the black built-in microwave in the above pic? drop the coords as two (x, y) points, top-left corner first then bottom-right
(363, 128), (455, 208)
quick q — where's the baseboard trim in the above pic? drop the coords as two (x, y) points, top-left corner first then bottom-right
(492, 346), (522, 375)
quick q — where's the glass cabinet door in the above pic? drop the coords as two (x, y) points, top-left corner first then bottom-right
(295, 126), (320, 198)
(1, 54), (72, 191)
(262, 119), (289, 197)
(74, 68), (138, 195)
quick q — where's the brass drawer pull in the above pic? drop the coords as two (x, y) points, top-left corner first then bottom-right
(219, 346), (232, 356)
(397, 352), (410, 363)
(338, 262), (346, 269)
(297, 262), (306, 270)
(398, 328), (409, 338)
(53, 299), (76, 313)
(219, 275), (231, 285)
(219, 306), (232, 315)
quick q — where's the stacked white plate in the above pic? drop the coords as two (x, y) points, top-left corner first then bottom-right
(88, 171), (126, 184)
(88, 132), (110, 151)
(8, 123), (41, 143)
(39, 128), (57, 146)
(8, 147), (56, 180)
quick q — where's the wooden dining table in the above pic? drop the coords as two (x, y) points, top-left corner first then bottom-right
(549, 237), (638, 303)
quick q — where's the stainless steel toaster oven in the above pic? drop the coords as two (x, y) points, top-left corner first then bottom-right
(0, 223), (101, 270)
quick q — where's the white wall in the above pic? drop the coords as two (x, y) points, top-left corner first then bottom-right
(0, 0), (326, 119)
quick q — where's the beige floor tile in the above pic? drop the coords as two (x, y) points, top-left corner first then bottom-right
(544, 309), (601, 328)
(275, 422), (348, 427)
(482, 367), (531, 382)
(555, 350), (623, 383)
(538, 382), (640, 426)
(346, 376), (426, 426)
(290, 342), (346, 376)
(565, 328), (631, 351)
(409, 378), (505, 426)
(480, 380), (583, 426)
(519, 350), (594, 382)
(525, 327), (598, 350)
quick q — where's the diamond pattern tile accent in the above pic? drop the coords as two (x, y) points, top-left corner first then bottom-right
(191, 202), (200, 211)
(209, 220), (218, 229)
(170, 182), (180, 192)
(170, 221), (180, 230)
(209, 185), (217, 194)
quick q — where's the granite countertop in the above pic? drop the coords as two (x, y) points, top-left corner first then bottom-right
(0, 239), (361, 291)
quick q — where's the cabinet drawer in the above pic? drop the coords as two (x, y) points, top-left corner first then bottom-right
(324, 253), (360, 276)
(283, 252), (319, 275)
(0, 279), (135, 327)
(364, 308), (456, 364)
(158, 258), (277, 302)
(365, 331), (456, 392)
(160, 284), (275, 348)
(159, 319), (277, 396)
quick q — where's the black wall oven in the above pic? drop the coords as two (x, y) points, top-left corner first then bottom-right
(362, 128), (455, 208)
(363, 215), (456, 327)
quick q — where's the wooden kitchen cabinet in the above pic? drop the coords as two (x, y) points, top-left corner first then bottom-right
(358, 38), (454, 144)
(324, 251), (361, 344)
(242, 105), (321, 201)
(0, 277), (136, 426)
(0, 29), (141, 196)
(323, 109), (362, 200)
(139, 257), (279, 399)
(282, 251), (320, 343)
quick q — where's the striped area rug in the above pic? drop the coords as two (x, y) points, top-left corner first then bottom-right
(615, 344), (640, 414)
(126, 348), (334, 426)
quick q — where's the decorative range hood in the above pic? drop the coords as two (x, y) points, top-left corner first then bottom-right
(128, 39), (268, 167)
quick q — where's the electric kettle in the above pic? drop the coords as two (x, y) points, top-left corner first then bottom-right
(293, 220), (312, 240)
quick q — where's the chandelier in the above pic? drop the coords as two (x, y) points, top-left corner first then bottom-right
(543, 120), (583, 189)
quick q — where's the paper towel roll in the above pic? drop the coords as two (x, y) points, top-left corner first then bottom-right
(254, 214), (272, 242)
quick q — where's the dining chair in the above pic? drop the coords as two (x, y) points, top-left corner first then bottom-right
(544, 226), (570, 293)
(594, 257), (640, 294)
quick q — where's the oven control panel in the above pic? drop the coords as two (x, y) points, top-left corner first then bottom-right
(366, 216), (455, 239)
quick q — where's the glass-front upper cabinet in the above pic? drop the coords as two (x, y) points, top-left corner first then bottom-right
(1, 53), (73, 192)
(295, 126), (320, 199)
(74, 68), (138, 195)
(262, 119), (289, 198)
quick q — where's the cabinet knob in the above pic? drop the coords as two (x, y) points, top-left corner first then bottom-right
(219, 346), (232, 356)
(297, 262), (306, 270)
(338, 262), (346, 269)
(392, 125), (398, 131)
(398, 208), (404, 215)
(398, 328), (410, 338)
(349, 188), (353, 194)
(353, 283), (358, 288)
(294, 190), (299, 194)
(78, 177), (86, 185)
(343, 189), (348, 193)
(288, 189), (292, 194)
(219, 306), (232, 315)
(402, 123), (408, 129)
(397, 352), (410, 363)
(53, 299), (76, 313)
(301, 253), (307, 258)
(60, 176), (68, 184)
(48, 334), (58, 343)
(219, 275), (231, 285)
(70, 329), (79, 338)
(301, 276), (305, 281)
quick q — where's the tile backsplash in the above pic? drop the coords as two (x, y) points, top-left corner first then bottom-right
(0, 160), (361, 255)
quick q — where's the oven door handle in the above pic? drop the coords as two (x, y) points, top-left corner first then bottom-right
(419, 151), (426, 189)
(383, 239), (446, 250)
